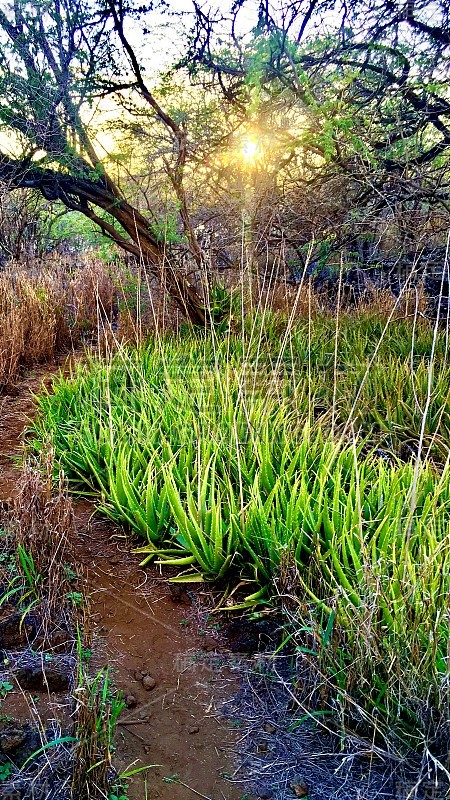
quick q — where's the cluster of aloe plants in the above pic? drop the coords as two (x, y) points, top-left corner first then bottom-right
(31, 314), (450, 746)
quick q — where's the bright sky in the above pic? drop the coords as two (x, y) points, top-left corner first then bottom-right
(135, 0), (259, 74)
(0, 0), (444, 162)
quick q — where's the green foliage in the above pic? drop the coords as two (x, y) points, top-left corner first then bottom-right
(50, 209), (121, 261)
(32, 313), (450, 746)
(149, 207), (185, 245)
(205, 283), (240, 328)
(0, 763), (13, 781)
(17, 545), (40, 596)
(73, 636), (126, 798)
(0, 681), (13, 699)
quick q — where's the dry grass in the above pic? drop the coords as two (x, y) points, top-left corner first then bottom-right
(0, 250), (433, 389)
(260, 279), (323, 318)
(0, 442), (120, 799)
(0, 251), (175, 377)
(12, 449), (75, 618)
(0, 270), (62, 384)
(357, 283), (429, 319)
(72, 667), (124, 800)
(0, 256), (119, 389)
(262, 278), (429, 321)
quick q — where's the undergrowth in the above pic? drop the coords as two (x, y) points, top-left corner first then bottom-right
(0, 456), (125, 799)
(0, 254), (164, 389)
(31, 310), (450, 760)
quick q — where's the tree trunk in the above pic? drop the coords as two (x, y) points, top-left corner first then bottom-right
(0, 154), (207, 325)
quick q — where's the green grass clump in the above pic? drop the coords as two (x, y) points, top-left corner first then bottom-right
(31, 313), (450, 751)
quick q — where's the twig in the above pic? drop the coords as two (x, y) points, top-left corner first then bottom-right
(171, 781), (215, 800)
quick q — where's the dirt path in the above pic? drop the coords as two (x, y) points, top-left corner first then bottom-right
(0, 358), (242, 800)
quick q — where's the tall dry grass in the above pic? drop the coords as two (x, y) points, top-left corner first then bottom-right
(12, 450), (75, 616)
(0, 269), (62, 384)
(0, 254), (179, 387)
(0, 256), (123, 389)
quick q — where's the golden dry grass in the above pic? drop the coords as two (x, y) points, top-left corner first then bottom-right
(0, 256), (118, 388)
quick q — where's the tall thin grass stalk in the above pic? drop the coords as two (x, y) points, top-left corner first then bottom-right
(331, 256), (343, 436)
(342, 260), (419, 438)
(409, 232), (450, 530)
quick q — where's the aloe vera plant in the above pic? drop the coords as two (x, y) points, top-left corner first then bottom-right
(32, 312), (450, 746)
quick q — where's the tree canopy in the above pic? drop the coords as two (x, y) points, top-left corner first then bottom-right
(0, 0), (449, 316)
(186, 1), (450, 235)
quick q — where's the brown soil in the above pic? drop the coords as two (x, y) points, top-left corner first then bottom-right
(0, 357), (242, 800)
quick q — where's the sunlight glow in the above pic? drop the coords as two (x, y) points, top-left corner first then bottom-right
(241, 136), (261, 162)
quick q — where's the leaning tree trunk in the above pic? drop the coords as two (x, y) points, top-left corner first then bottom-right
(0, 155), (207, 325)
(105, 200), (207, 325)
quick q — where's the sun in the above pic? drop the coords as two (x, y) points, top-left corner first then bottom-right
(241, 136), (260, 162)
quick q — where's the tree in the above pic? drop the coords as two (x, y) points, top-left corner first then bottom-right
(2, 0), (449, 303)
(0, 0), (206, 323)
(184, 0), (450, 262)
(0, 187), (68, 260)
